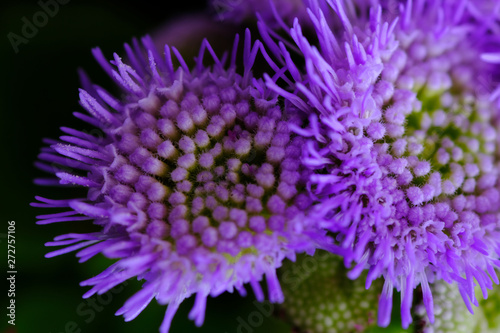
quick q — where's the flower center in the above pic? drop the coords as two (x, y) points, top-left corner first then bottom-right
(107, 71), (307, 257)
(374, 66), (497, 207)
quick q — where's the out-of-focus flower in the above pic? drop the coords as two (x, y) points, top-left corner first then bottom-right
(262, 0), (500, 329)
(211, 0), (310, 26)
(33, 30), (326, 332)
(151, 13), (238, 64)
(279, 251), (381, 333)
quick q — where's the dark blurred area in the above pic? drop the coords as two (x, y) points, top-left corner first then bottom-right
(0, 1), (289, 332)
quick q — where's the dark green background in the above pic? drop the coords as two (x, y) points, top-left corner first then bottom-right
(0, 1), (411, 333)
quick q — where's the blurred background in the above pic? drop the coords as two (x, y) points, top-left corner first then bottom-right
(0, 1), (410, 333)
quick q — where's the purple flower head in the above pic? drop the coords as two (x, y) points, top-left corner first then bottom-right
(262, 0), (500, 329)
(33, 30), (325, 332)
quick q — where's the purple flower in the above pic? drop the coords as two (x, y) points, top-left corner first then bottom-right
(262, 0), (500, 328)
(33, 30), (324, 332)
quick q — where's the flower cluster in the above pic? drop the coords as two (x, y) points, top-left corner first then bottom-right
(34, 0), (500, 332)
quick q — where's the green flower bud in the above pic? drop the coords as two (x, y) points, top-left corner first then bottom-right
(415, 281), (481, 333)
(279, 251), (382, 333)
